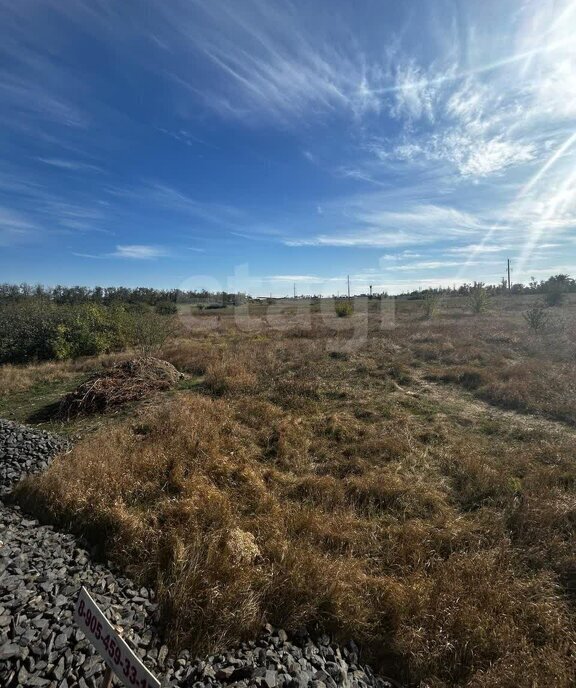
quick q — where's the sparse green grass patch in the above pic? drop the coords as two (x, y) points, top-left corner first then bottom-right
(0, 375), (87, 426)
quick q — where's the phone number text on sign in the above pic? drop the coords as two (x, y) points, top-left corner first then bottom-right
(74, 586), (160, 688)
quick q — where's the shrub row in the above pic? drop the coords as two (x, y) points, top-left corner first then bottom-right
(0, 301), (175, 364)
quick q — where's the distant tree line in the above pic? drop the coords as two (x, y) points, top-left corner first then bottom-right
(0, 284), (245, 307)
(398, 274), (576, 300)
(1, 274), (573, 308)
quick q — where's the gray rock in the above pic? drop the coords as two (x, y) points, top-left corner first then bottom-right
(0, 643), (22, 660)
(216, 665), (236, 681)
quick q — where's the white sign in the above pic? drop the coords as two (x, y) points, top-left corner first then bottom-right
(74, 586), (161, 688)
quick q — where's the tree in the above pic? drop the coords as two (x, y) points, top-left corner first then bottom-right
(468, 283), (489, 314)
(130, 312), (180, 356)
(543, 275), (571, 307)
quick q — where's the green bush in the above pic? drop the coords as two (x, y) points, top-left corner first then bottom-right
(49, 304), (131, 360)
(423, 292), (441, 319)
(544, 286), (564, 307)
(124, 302), (151, 315)
(155, 301), (178, 315)
(0, 301), (57, 363)
(0, 302), (131, 364)
(130, 312), (179, 356)
(335, 301), (353, 317)
(523, 303), (550, 333)
(468, 285), (489, 314)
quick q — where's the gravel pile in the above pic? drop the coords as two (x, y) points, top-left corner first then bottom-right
(0, 419), (399, 688)
(0, 419), (70, 496)
(0, 505), (162, 688)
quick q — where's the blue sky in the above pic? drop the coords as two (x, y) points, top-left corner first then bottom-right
(1, 0), (575, 296)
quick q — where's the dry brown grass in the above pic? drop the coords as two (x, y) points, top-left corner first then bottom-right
(0, 363), (37, 394)
(402, 303), (576, 424)
(0, 352), (133, 396)
(204, 359), (259, 395)
(160, 338), (221, 375)
(13, 298), (576, 686)
(424, 358), (576, 424)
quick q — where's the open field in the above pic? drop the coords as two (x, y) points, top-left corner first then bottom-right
(6, 293), (576, 687)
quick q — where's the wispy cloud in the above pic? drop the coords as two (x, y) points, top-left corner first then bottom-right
(447, 243), (510, 254)
(0, 30), (90, 131)
(267, 274), (324, 283)
(105, 182), (244, 229)
(144, 0), (392, 124)
(0, 206), (38, 245)
(0, 162), (112, 235)
(370, 73), (537, 180)
(394, 261), (458, 271)
(390, 61), (437, 122)
(36, 158), (103, 172)
(0, 75), (88, 129)
(390, 259), (497, 272)
(158, 127), (220, 149)
(285, 197), (492, 248)
(74, 244), (170, 260)
(111, 244), (168, 259)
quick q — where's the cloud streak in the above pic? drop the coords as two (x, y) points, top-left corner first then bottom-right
(36, 158), (103, 173)
(0, 206), (38, 246)
(112, 244), (168, 259)
(285, 198), (495, 248)
(74, 244), (170, 260)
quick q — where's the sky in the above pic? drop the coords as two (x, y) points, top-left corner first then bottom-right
(1, 0), (576, 296)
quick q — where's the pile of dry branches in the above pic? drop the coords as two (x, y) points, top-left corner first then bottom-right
(58, 357), (182, 418)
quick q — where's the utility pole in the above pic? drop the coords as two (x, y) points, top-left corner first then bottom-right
(347, 274), (350, 299)
(293, 282), (296, 299)
(507, 259), (511, 291)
